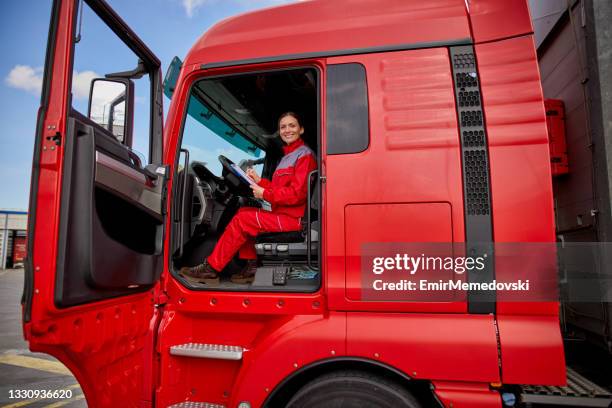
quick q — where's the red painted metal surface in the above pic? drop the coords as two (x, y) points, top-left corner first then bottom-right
(344, 203), (455, 301)
(476, 34), (559, 318)
(226, 313), (346, 407)
(24, 1), (160, 406)
(347, 314), (500, 383)
(27, 0), (75, 328)
(545, 99), (569, 176)
(496, 315), (566, 385)
(31, 301), (157, 407)
(325, 49), (466, 314)
(184, 0), (471, 68)
(433, 381), (502, 407)
(155, 310), (328, 407)
(467, 0), (533, 44)
(476, 35), (564, 384)
(158, 236), (329, 406)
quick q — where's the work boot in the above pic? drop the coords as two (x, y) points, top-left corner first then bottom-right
(179, 260), (219, 285)
(230, 260), (257, 284)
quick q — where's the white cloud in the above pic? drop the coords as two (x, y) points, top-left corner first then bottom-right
(5, 65), (43, 95)
(71, 70), (99, 100)
(182, 0), (208, 18)
(5, 64), (101, 101)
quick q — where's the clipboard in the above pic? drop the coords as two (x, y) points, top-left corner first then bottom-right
(230, 164), (256, 186)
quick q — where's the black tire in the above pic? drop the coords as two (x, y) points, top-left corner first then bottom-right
(285, 370), (422, 408)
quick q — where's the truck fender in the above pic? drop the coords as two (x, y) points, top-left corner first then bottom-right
(229, 312), (346, 407)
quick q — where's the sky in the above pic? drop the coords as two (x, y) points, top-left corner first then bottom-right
(0, 0), (297, 210)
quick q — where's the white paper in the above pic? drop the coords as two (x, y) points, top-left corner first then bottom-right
(230, 163), (256, 186)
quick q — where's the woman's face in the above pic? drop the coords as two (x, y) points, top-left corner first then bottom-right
(279, 115), (304, 145)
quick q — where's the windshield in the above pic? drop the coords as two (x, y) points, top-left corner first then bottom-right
(182, 94), (263, 176)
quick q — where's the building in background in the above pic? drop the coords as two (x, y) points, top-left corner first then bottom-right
(0, 210), (27, 269)
(530, 0), (612, 351)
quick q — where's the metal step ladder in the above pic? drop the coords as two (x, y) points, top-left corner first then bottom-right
(167, 402), (225, 408)
(521, 368), (612, 407)
(166, 344), (243, 408)
(170, 343), (243, 360)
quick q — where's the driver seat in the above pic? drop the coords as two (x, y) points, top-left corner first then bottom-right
(254, 177), (318, 261)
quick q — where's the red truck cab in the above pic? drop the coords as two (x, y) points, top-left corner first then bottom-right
(23, 0), (564, 407)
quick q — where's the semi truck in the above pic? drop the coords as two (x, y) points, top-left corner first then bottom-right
(22, 0), (612, 407)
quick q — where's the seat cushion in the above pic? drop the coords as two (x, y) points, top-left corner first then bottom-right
(256, 230), (304, 243)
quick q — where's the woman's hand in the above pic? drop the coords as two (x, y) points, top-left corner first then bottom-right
(250, 184), (265, 199)
(246, 167), (261, 183)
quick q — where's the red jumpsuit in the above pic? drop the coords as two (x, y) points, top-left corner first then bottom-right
(207, 138), (317, 271)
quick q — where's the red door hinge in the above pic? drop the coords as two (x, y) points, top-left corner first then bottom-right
(155, 292), (168, 307)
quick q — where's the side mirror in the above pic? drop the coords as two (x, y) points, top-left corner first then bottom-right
(163, 56), (183, 100)
(88, 78), (134, 146)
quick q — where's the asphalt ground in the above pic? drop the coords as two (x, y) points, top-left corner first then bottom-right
(0, 269), (86, 408)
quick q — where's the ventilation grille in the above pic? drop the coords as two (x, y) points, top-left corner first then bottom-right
(453, 53), (475, 69)
(464, 151), (490, 215)
(456, 72), (478, 88)
(451, 46), (491, 217)
(461, 110), (483, 127)
(463, 130), (485, 148)
(458, 90), (481, 107)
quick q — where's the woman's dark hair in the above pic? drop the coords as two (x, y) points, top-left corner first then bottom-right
(278, 111), (303, 128)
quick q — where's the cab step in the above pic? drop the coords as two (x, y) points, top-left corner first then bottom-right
(521, 368), (612, 407)
(170, 343), (243, 360)
(167, 402), (225, 408)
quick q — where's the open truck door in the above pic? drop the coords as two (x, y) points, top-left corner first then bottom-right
(22, 0), (165, 406)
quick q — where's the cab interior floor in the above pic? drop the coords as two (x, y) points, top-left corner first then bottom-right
(178, 264), (320, 292)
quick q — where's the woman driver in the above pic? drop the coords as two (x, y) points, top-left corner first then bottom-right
(180, 112), (317, 284)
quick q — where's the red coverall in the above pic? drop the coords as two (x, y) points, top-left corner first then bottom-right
(207, 138), (317, 271)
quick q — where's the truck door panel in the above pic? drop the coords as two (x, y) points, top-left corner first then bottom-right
(344, 203), (456, 301)
(23, 0), (164, 406)
(56, 111), (163, 307)
(325, 49), (467, 313)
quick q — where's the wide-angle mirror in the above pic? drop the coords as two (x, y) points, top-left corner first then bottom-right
(88, 78), (133, 145)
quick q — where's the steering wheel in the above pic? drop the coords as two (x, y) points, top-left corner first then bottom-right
(219, 155), (251, 185)
(219, 155), (253, 197)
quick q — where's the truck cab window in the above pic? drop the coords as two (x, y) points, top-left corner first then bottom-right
(173, 68), (320, 293)
(71, 0), (152, 164)
(327, 63), (369, 154)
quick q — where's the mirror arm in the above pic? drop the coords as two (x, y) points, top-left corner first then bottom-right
(144, 163), (167, 184)
(106, 60), (147, 80)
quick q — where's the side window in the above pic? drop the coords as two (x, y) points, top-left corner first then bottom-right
(326, 63), (369, 154)
(71, 0), (152, 163)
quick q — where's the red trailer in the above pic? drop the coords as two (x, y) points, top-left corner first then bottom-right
(12, 233), (27, 268)
(23, 0), (600, 407)
(545, 99), (569, 177)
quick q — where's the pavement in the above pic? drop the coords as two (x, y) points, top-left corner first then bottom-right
(0, 269), (86, 408)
